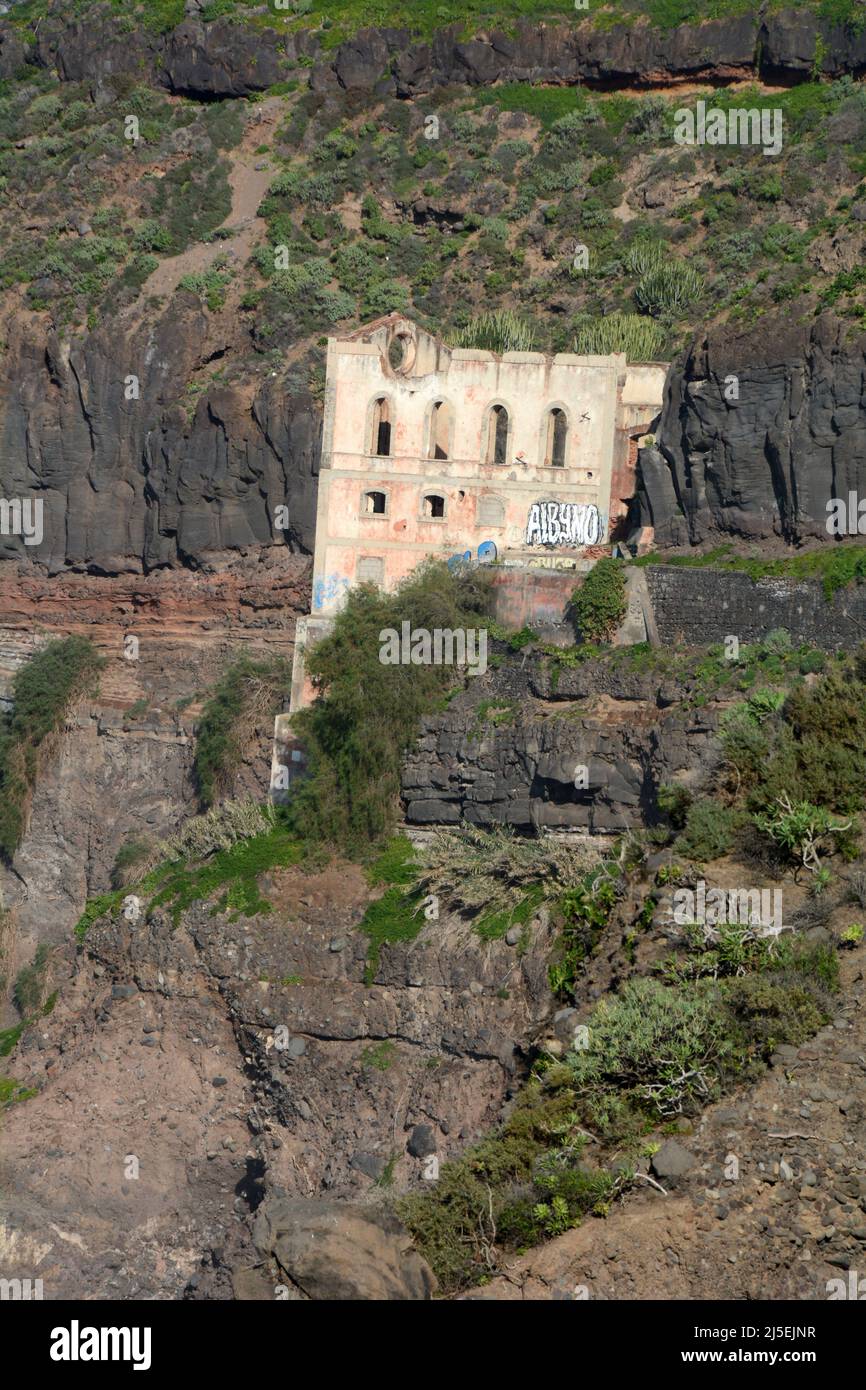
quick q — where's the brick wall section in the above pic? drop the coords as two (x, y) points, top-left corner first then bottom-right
(644, 566), (866, 650)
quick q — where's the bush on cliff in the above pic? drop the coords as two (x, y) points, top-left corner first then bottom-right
(570, 559), (627, 644)
(0, 636), (103, 861)
(194, 655), (292, 808)
(674, 798), (742, 862)
(290, 560), (494, 852)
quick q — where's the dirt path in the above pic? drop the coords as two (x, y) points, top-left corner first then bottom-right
(125, 96), (285, 315)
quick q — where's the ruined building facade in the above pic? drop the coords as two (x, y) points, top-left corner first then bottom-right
(285, 314), (666, 719)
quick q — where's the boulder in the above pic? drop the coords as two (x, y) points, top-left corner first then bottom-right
(651, 1139), (697, 1181)
(253, 1198), (437, 1301)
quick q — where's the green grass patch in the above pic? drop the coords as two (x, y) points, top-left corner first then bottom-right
(474, 882), (544, 942)
(634, 543), (866, 599)
(365, 834), (418, 887)
(0, 1075), (37, 1111)
(74, 821), (305, 939)
(358, 885), (427, 985)
(360, 1040), (398, 1071)
(146, 825), (304, 925)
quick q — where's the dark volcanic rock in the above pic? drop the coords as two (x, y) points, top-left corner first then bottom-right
(401, 661), (719, 831)
(161, 19), (287, 98)
(0, 304), (319, 573)
(0, 28), (26, 78)
(635, 314), (866, 546)
(8, 8), (866, 102)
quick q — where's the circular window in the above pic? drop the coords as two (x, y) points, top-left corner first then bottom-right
(387, 331), (416, 375)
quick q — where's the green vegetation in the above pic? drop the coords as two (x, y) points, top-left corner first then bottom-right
(548, 858), (621, 996)
(573, 312), (666, 360)
(633, 542), (866, 599)
(417, 823), (596, 926)
(0, 1075), (38, 1112)
(75, 815), (304, 939)
(715, 651), (866, 867)
(140, 820), (304, 925)
(194, 655), (292, 807)
(0, 71), (241, 325)
(178, 266), (232, 311)
(13, 943), (48, 1015)
(358, 885), (427, 985)
(571, 559), (627, 643)
(398, 901), (839, 1292)
(0, 637), (103, 860)
(397, 1071), (619, 1292)
(453, 308), (536, 352)
(360, 1040), (398, 1071)
(673, 798), (742, 862)
(290, 561), (493, 851)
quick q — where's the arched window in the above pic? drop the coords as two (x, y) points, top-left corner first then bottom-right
(545, 407), (568, 468)
(427, 399), (453, 460)
(422, 493), (446, 519)
(363, 490), (387, 515)
(484, 403), (510, 466)
(370, 396), (392, 457)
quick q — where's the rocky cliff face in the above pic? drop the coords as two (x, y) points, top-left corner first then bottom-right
(0, 301), (319, 574)
(0, 853), (556, 1298)
(636, 314), (866, 547)
(402, 654), (720, 832)
(9, 9), (866, 101)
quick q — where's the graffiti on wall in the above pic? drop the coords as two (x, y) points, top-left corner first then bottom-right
(525, 501), (602, 547)
(313, 574), (350, 611)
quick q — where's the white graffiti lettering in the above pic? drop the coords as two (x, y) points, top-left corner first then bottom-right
(525, 502), (601, 547)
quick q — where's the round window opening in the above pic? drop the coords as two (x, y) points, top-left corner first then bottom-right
(388, 331), (416, 375)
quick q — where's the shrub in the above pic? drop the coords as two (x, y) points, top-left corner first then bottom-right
(361, 278), (410, 318)
(194, 656), (292, 807)
(178, 267), (231, 311)
(0, 637), (103, 860)
(397, 1075), (612, 1292)
(571, 559), (626, 644)
(674, 798), (741, 861)
(753, 793), (853, 873)
(549, 860), (621, 995)
(761, 666), (866, 815)
(720, 973), (831, 1057)
(290, 561), (493, 852)
(634, 259), (703, 318)
(417, 824), (596, 920)
(719, 704), (771, 784)
(567, 976), (737, 1120)
(657, 782), (692, 829)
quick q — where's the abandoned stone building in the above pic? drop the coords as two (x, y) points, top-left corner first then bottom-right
(286, 314), (665, 707)
(309, 314), (666, 618)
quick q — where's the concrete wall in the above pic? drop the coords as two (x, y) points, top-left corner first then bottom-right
(489, 565), (586, 637)
(643, 565), (866, 650)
